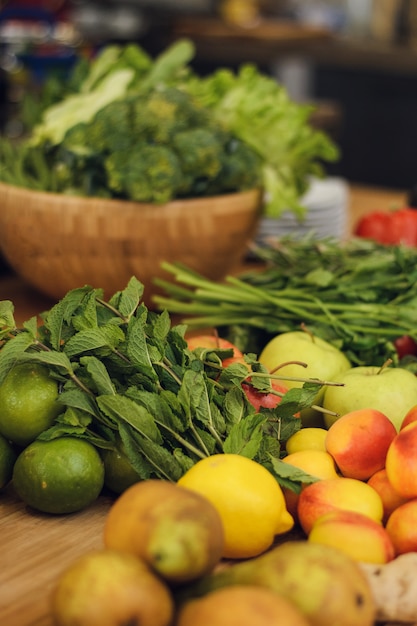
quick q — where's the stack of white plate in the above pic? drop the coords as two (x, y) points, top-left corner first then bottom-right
(254, 176), (349, 246)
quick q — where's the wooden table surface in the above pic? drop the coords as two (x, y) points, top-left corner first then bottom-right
(0, 183), (409, 625)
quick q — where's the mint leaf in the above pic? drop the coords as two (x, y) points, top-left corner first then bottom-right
(222, 386), (248, 426)
(43, 285), (96, 350)
(125, 307), (158, 380)
(223, 413), (266, 458)
(0, 332), (37, 384)
(58, 388), (101, 418)
(268, 456), (320, 493)
(71, 290), (101, 331)
(22, 316), (38, 339)
(80, 355), (116, 395)
(17, 349), (76, 377)
(64, 324), (125, 358)
(97, 394), (162, 443)
(0, 300), (16, 336)
(119, 422), (183, 481)
(108, 276), (144, 320)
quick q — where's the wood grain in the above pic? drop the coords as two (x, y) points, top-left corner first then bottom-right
(0, 184), (262, 307)
(0, 485), (114, 626)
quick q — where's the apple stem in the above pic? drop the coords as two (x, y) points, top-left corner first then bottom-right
(377, 358), (393, 375)
(270, 361), (308, 374)
(301, 322), (315, 343)
(312, 405), (340, 416)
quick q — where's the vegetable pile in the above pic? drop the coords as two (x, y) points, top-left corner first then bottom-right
(153, 235), (417, 370)
(0, 278), (323, 489)
(0, 39), (338, 216)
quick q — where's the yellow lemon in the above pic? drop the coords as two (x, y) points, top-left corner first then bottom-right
(177, 453), (293, 559)
(283, 450), (340, 480)
(285, 427), (328, 454)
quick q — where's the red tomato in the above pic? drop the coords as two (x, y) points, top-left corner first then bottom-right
(355, 211), (392, 244)
(355, 208), (417, 246)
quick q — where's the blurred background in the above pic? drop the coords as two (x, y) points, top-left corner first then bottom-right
(0, 0), (416, 190)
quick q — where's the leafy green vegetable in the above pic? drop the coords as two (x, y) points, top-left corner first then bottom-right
(153, 235), (417, 369)
(184, 64), (339, 217)
(0, 39), (338, 215)
(0, 277), (330, 492)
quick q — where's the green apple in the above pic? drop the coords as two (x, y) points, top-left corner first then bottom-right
(322, 365), (417, 431)
(258, 331), (351, 427)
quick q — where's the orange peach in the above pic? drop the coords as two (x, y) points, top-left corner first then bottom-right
(325, 408), (397, 481)
(386, 498), (417, 555)
(385, 420), (417, 499)
(297, 476), (384, 535)
(281, 449), (340, 523)
(308, 509), (395, 564)
(186, 335), (243, 368)
(400, 404), (417, 430)
(367, 468), (410, 523)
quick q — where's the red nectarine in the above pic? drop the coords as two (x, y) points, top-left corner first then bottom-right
(325, 408), (397, 481)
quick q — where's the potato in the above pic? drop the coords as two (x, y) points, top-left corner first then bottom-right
(360, 553), (417, 623)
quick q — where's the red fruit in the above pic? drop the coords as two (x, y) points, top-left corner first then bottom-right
(401, 405), (417, 430)
(186, 334), (243, 368)
(394, 335), (417, 360)
(242, 380), (289, 412)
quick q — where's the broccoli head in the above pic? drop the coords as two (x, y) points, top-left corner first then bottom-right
(131, 86), (209, 144)
(87, 100), (134, 154)
(172, 127), (224, 179)
(214, 138), (263, 192)
(104, 143), (183, 204)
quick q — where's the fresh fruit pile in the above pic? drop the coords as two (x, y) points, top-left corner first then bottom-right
(50, 479), (377, 626)
(3, 276), (417, 622)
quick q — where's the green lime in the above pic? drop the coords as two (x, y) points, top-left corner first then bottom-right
(0, 433), (17, 489)
(12, 437), (105, 514)
(102, 447), (141, 494)
(0, 363), (63, 447)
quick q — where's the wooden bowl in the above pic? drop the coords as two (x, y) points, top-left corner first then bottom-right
(0, 183), (262, 306)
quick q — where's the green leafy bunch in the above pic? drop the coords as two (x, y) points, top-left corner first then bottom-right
(185, 64), (340, 217)
(0, 278), (325, 492)
(0, 39), (263, 202)
(154, 236), (417, 370)
(0, 38), (339, 214)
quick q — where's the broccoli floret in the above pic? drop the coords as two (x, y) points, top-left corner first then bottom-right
(87, 100), (134, 154)
(104, 144), (183, 204)
(131, 86), (209, 144)
(214, 138), (263, 192)
(61, 122), (92, 155)
(51, 124), (108, 195)
(172, 127), (223, 179)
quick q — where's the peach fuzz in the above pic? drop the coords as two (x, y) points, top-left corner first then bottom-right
(325, 408), (397, 481)
(367, 468), (410, 523)
(385, 420), (417, 499)
(297, 476), (384, 535)
(308, 509), (395, 564)
(386, 499), (417, 555)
